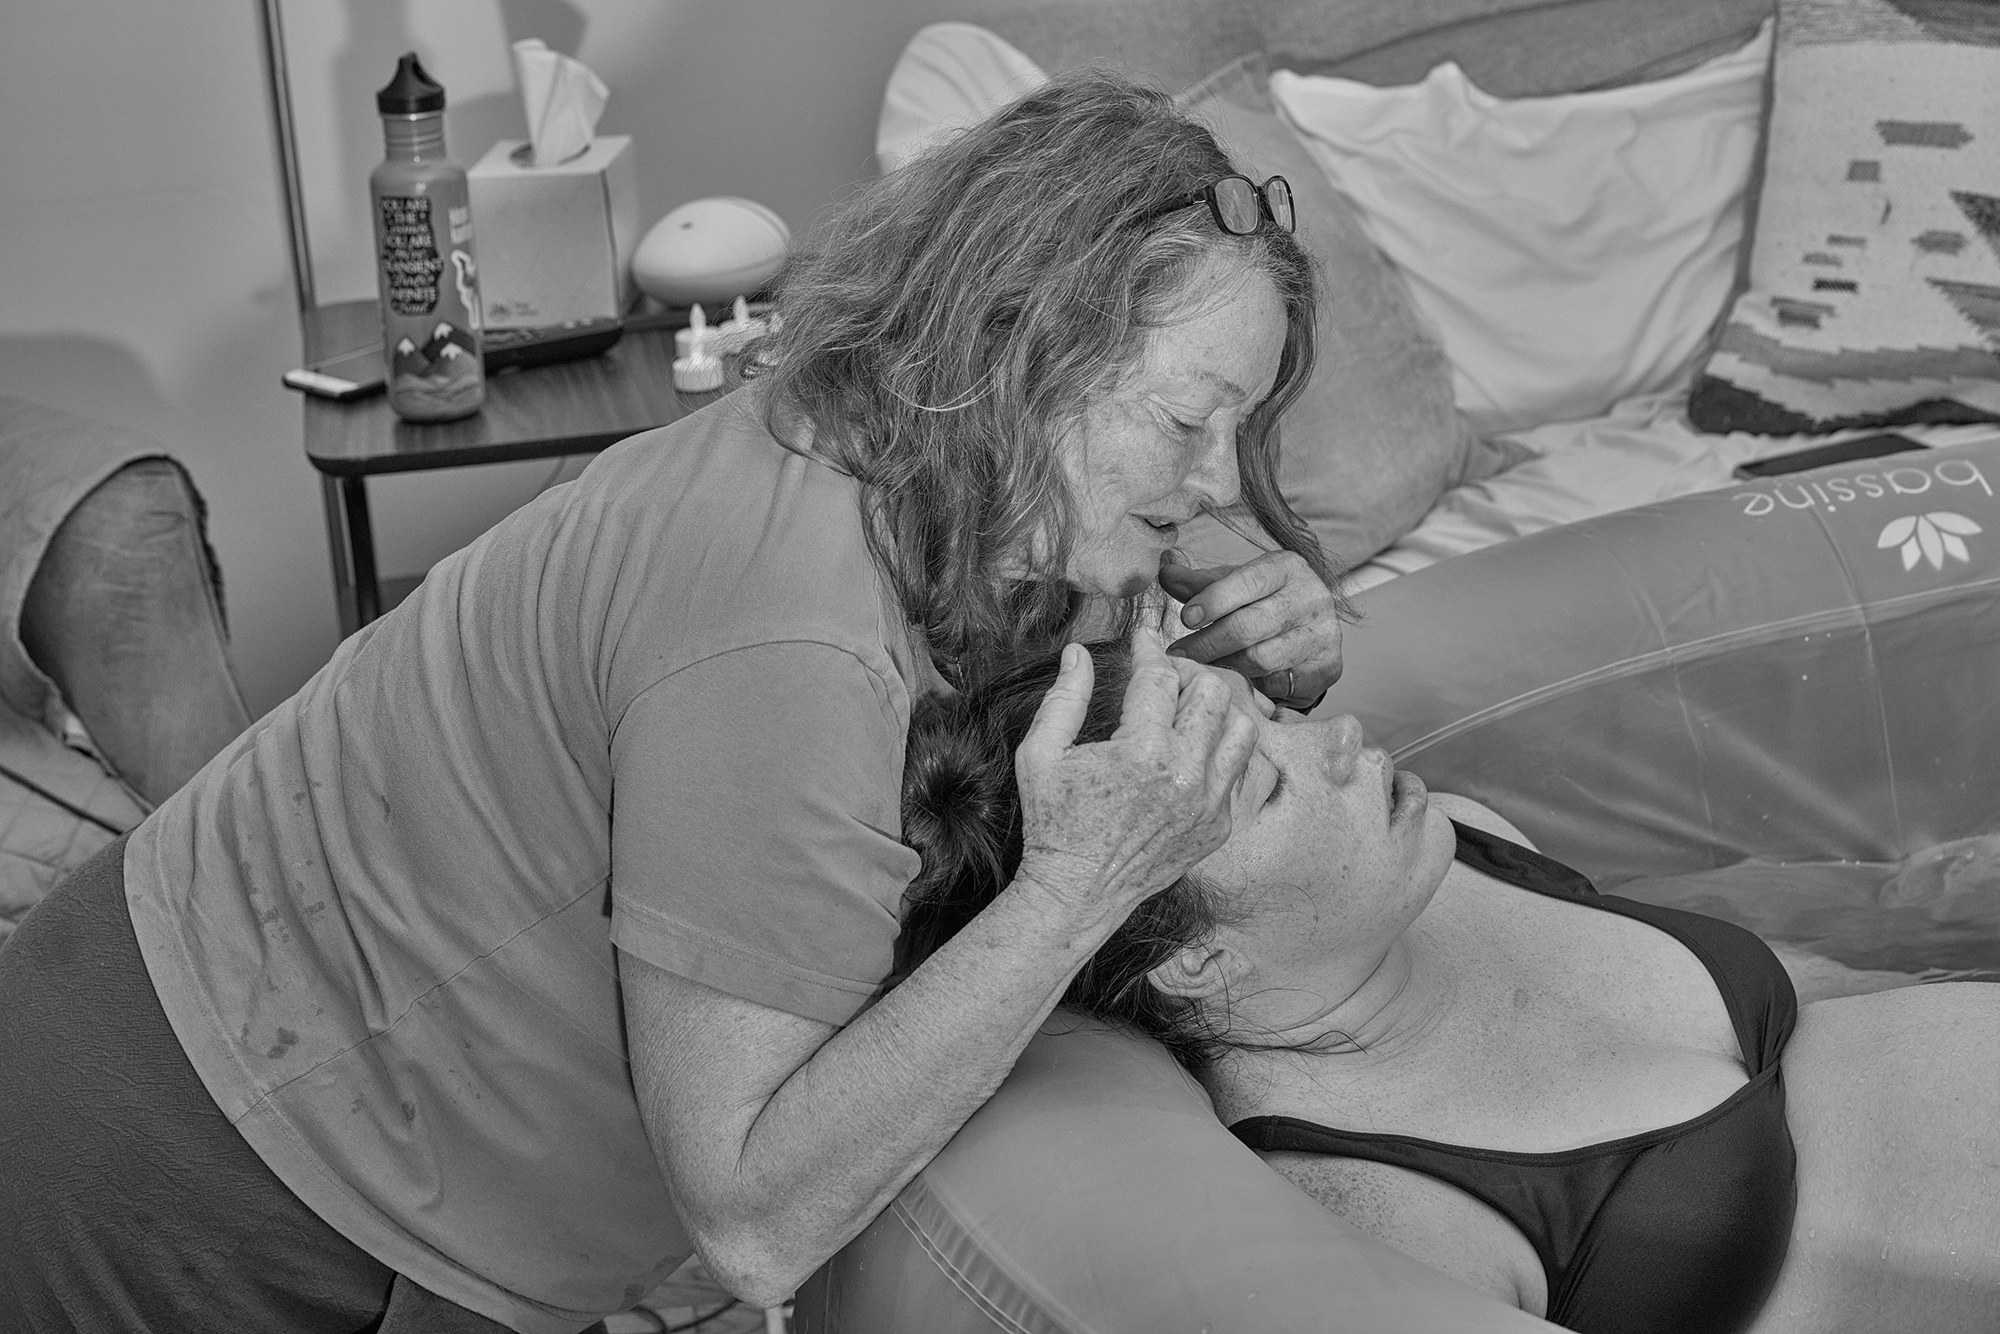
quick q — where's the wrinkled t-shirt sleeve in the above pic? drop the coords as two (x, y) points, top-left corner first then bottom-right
(607, 639), (920, 1026)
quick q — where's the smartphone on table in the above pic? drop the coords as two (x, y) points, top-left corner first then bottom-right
(282, 345), (386, 401)
(282, 317), (628, 401)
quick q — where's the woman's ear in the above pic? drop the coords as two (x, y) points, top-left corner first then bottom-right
(1147, 938), (1239, 1000)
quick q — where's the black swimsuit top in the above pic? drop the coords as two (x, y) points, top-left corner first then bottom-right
(1229, 822), (1798, 1334)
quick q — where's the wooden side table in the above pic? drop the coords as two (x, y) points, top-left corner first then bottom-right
(300, 299), (699, 635)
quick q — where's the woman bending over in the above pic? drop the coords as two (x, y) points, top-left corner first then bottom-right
(0, 70), (1341, 1330)
(896, 640), (2000, 1334)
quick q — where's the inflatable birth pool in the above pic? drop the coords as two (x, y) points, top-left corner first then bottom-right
(796, 435), (2000, 1334)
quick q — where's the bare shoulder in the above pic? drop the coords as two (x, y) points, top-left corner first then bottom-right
(1429, 791), (1535, 847)
(1259, 1149), (1546, 1317)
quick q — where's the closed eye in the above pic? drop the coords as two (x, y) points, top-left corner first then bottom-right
(1234, 749), (1284, 815)
(1151, 396), (1209, 437)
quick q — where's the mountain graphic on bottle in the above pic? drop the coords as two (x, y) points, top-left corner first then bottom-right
(383, 318), (484, 420)
(391, 322), (480, 380)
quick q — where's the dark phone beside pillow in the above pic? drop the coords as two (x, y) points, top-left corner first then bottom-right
(1732, 432), (1926, 479)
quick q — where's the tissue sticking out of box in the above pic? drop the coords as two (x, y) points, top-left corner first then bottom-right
(511, 39), (607, 167)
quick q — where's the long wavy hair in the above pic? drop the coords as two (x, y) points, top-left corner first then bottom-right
(757, 67), (1323, 689)
(893, 640), (1241, 1069)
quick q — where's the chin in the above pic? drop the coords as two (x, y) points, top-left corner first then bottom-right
(1417, 803), (1457, 873)
(1070, 562), (1155, 600)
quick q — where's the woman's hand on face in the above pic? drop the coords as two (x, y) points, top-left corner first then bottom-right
(1158, 549), (1345, 708)
(1011, 628), (1258, 925)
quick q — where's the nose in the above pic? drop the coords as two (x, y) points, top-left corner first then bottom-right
(1183, 424), (1242, 510)
(1314, 713), (1366, 781)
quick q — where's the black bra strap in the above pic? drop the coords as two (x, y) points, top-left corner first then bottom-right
(1450, 819), (1600, 900)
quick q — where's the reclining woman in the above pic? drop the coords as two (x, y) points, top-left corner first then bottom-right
(896, 639), (2000, 1334)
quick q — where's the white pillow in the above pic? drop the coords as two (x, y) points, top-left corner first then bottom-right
(875, 22), (1048, 175)
(1272, 21), (1772, 434)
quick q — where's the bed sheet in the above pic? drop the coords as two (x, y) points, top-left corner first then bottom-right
(1343, 388), (2000, 593)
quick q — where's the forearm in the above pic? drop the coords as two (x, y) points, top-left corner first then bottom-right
(629, 875), (1128, 1304)
(628, 631), (1254, 1303)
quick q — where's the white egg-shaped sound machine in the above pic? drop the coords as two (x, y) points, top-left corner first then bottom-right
(631, 196), (790, 308)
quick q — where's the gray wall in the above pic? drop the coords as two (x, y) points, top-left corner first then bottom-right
(0, 0), (1033, 715)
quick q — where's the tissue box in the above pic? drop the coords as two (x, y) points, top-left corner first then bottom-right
(468, 134), (639, 328)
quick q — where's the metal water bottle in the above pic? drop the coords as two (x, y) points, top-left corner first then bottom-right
(370, 52), (485, 422)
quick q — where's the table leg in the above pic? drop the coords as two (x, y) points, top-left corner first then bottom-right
(344, 475), (382, 628)
(318, 472), (381, 637)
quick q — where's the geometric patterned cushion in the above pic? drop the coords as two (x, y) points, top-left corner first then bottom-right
(1687, 0), (2000, 434)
